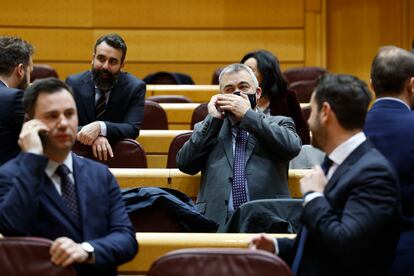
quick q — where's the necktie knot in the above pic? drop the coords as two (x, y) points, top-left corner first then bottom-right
(321, 156), (333, 175)
(56, 164), (71, 178)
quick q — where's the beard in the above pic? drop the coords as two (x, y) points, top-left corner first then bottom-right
(17, 73), (29, 90)
(92, 67), (120, 92)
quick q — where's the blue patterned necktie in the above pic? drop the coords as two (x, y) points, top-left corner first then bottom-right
(291, 155), (333, 275)
(55, 165), (80, 226)
(232, 128), (248, 210)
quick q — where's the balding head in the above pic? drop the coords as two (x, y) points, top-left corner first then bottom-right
(371, 46), (414, 97)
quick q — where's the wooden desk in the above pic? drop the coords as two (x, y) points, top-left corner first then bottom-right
(146, 85), (218, 103)
(137, 130), (191, 168)
(118, 232), (294, 275)
(159, 103), (200, 130)
(110, 168), (308, 199)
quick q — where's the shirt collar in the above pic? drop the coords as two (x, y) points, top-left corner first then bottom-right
(328, 132), (366, 166)
(0, 79), (9, 87)
(375, 97), (411, 110)
(45, 152), (74, 178)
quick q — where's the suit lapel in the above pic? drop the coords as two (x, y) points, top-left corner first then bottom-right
(104, 72), (127, 118)
(42, 172), (81, 231)
(72, 154), (87, 231)
(324, 141), (370, 193)
(245, 134), (257, 164)
(80, 74), (95, 121)
(220, 118), (234, 169)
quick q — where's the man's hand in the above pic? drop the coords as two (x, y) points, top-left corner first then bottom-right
(300, 165), (328, 194)
(216, 93), (251, 121)
(92, 136), (113, 161)
(207, 94), (225, 119)
(18, 119), (49, 155)
(249, 233), (276, 253)
(50, 237), (88, 267)
(77, 122), (101, 145)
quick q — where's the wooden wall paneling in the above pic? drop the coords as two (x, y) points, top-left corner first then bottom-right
(0, 0), (93, 27)
(93, 29), (304, 63)
(327, 0), (405, 83)
(0, 28), (93, 61)
(304, 0), (327, 67)
(406, 0), (414, 49)
(92, 0), (304, 28)
(39, 62), (91, 80)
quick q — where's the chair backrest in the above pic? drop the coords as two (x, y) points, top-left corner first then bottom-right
(0, 237), (76, 276)
(147, 95), (193, 103)
(211, 66), (224, 84)
(144, 71), (195, 84)
(30, 64), (59, 82)
(301, 104), (311, 121)
(72, 138), (148, 168)
(147, 248), (292, 276)
(166, 132), (193, 168)
(223, 198), (303, 234)
(283, 66), (327, 84)
(288, 80), (316, 103)
(190, 103), (208, 129)
(142, 100), (169, 129)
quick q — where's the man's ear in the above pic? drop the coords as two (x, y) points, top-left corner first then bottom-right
(320, 102), (331, 124)
(16, 64), (24, 78)
(255, 87), (262, 99)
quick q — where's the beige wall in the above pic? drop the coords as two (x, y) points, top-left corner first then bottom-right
(0, 0), (325, 84)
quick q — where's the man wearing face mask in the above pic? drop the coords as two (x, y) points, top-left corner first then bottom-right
(177, 63), (301, 231)
(66, 34), (146, 161)
(0, 36), (34, 166)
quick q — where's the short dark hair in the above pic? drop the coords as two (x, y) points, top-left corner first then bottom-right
(24, 77), (73, 118)
(0, 36), (34, 76)
(314, 74), (371, 130)
(94, 33), (127, 63)
(240, 50), (288, 99)
(371, 46), (414, 96)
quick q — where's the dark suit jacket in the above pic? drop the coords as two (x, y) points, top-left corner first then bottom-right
(364, 99), (414, 275)
(0, 82), (24, 166)
(177, 110), (301, 231)
(66, 71), (146, 142)
(278, 140), (400, 276)
(269, 89), (310, 145)
(0, 153), (138, 276)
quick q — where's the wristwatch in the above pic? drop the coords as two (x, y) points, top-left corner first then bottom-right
(81, 242), (95, 262)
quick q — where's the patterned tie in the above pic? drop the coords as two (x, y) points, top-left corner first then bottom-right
(291, 155), (333, 275)
(232, 128), (248, 210)
(55, 165), (80, 226)
(95, 89), (107, 119)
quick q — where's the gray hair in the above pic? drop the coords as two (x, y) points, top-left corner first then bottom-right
(218, 63), (259, 88)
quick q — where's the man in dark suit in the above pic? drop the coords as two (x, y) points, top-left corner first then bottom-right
(177, 63), (301, 231)
(364, 46), (414, 276)
(66, 33), (146, 161)
(250, 74), (400, 275)
(0, 36), (34, 166)
(0, 78), (137, 276)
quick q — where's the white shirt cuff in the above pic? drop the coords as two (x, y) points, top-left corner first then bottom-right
(303, 192), (324, 206)
(98, 121), (107, 136)
(273, 237), (279, 255)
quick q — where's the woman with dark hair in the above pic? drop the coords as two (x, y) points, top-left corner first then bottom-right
(241, 50), (310, 144)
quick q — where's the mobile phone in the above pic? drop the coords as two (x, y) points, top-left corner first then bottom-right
(39, 130), (48, 144)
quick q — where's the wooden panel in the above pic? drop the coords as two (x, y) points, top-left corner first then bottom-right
(94, 29), (304, 62)
(147, 85), (219, 103)
(306, 0), (321, 12)
(407, 0), (414, 49)
(93, 0), (304, 28)
(170, 169), (201, 198)
(0, 28), (93, 61)
(327, 0), (405, 83)
(119, 233), (295, 274)
(0, 0), (92, 27)
(111, 168), (169, 188)
(36, 61), (304, 85)
(146, 155), (168, 168)
(137, 130), (190, 154)
(160, 103), (200, 129)
(126, 62), (304, 85)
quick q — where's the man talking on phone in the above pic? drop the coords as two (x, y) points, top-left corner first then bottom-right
(0, 78), (137, 275)
(177, 63), (301, 231)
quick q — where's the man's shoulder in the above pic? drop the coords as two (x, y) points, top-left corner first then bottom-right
(66, 71), (91, 84)
(0, 86), (23, 101)
(117, 72), (145, 88)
